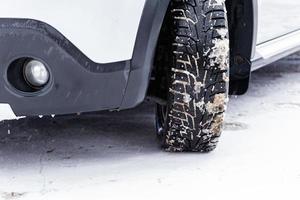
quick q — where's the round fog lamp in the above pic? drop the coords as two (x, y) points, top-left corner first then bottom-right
(24, 60), (50, 87)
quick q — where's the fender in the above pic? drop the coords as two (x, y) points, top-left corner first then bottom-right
(0, 0), (146, 63)
(120, 0), (171, 109)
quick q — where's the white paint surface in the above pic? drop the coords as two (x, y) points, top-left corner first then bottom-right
(257, 0), (300, 44)
(1, 53), (300, 199)
(0, 0), (146, 63)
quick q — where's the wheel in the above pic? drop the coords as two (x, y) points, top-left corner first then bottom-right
(155, 0), (229, 152)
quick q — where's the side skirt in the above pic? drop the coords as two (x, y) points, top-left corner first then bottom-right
(252, 29), (300, 71)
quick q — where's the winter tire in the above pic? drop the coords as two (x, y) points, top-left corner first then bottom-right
(155, 0), (229, 152)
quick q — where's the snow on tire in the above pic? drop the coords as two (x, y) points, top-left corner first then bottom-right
(156, 0), (229, 152)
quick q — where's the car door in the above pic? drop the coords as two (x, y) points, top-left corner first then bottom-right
(257, 0), (300, 44)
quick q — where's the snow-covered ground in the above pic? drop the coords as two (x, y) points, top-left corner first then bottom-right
(1, 53), (300, 200)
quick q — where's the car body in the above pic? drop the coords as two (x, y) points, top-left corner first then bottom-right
(0, 0), (300, 119)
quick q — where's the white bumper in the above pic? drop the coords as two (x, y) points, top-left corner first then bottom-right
(0, 0), (146, 63)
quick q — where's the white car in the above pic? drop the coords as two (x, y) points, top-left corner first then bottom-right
(0, 0), (299, 152)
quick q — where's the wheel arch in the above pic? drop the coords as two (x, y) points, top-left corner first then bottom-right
(124, 0), (258, 109)
(120, 0), (172, 109)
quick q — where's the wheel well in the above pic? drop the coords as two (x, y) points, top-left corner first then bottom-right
(148, 0), (256, 101)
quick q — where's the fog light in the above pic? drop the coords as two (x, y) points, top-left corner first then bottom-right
(24, 60), (50, 87)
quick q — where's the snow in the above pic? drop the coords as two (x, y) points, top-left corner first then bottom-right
(1, 53), (300, 200)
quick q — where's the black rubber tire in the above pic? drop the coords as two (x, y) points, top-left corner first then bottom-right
(155, 0), (229, 152)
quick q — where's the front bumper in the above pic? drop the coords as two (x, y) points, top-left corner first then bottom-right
(0, 0), (170, 118)
(0, 19), (129, 116)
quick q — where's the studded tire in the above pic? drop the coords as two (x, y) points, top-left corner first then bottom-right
(155, 0), (229, 152)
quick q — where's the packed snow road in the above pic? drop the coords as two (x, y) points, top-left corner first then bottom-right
(1, 53), (300, 200)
